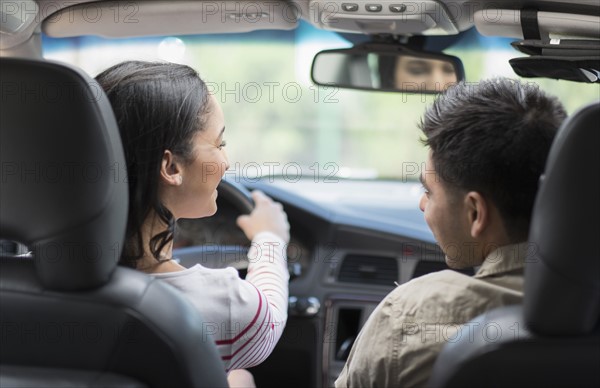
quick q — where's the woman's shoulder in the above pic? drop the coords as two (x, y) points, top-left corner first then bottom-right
(152, 264), (240, 284)
(153, 265), (262, 323)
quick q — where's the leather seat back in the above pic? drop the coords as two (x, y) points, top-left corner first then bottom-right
(0, 58), (228, 388)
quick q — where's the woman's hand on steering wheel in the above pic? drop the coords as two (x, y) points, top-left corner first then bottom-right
(236, 191), (290, 243)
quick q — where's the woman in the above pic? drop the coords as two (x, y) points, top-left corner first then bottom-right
(96, 61), (290, 378)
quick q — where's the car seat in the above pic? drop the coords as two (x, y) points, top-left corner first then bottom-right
(0, 58), (228, 388)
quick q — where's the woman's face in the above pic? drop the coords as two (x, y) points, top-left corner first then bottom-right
(164, 94), (229, 219)
(394, 56), (457, 92)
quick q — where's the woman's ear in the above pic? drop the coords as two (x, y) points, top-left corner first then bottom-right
(159, 150), (184, 186)
(465, 191), (489, 238)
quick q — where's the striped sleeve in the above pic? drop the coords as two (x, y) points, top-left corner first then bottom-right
(220, 231), (289, 371)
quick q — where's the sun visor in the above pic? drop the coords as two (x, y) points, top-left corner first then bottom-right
(43, 0), (298, 38)
(474, 9), (600, 40)
(511, 39), (600, 56)
(510, 56), (600, 83)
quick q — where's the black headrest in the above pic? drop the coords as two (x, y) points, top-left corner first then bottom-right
(0, 58), (127, 291)
(525, 102), (600, 335)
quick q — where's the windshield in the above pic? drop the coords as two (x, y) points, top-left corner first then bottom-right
(43, 22), (600, 181)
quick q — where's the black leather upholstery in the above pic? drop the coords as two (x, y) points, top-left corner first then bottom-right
(525, 102), (600, 335)
(428, 102), (600, 388)
(0, 58), (126, 291)
(0, 58), (228, 387)
(0, 365), (147, 388)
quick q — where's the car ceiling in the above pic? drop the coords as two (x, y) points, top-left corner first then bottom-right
(1, 0), (599, 56)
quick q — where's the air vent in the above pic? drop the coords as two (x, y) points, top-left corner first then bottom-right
(412, 261), (474, 279)
(338, 254), (398, 287)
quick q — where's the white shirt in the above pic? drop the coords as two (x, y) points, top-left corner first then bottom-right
(152, 231), (289, 371)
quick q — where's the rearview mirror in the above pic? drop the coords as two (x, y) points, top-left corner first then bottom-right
(311, 44), (465, 94)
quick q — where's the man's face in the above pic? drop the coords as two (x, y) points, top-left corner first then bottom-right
(419, 151), (477, 268)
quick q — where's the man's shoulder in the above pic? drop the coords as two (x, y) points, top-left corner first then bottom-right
(382, 269), (502, 324)
(337, 270), (482, 388)
(386, 269), (472, 302)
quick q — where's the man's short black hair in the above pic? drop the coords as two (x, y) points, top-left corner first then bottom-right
(420, 77), (566, 241)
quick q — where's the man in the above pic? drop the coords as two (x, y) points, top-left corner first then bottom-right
(335, 77), (566, 387)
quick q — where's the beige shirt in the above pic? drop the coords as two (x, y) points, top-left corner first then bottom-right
(335, 243), (529, 388)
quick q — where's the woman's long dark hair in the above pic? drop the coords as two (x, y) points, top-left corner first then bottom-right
(96, 61), (210, 268)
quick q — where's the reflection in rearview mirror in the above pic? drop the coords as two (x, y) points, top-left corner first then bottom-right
(311, 46), (464, 94)
(381, 55), (458, 92)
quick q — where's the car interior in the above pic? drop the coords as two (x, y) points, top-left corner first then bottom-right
(1, 1), (599, 387)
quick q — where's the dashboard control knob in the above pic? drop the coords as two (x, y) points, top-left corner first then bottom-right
(289, 296), (321, 316)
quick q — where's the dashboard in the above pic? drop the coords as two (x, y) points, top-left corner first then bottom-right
(173, 178), (473, 387)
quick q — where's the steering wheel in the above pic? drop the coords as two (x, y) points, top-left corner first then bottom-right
(173, 178), (255, 272)
(216, 178), (254, 215)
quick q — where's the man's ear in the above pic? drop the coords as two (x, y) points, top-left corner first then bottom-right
(159, 150), (183, 186)
(465, 191), (489, 238)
